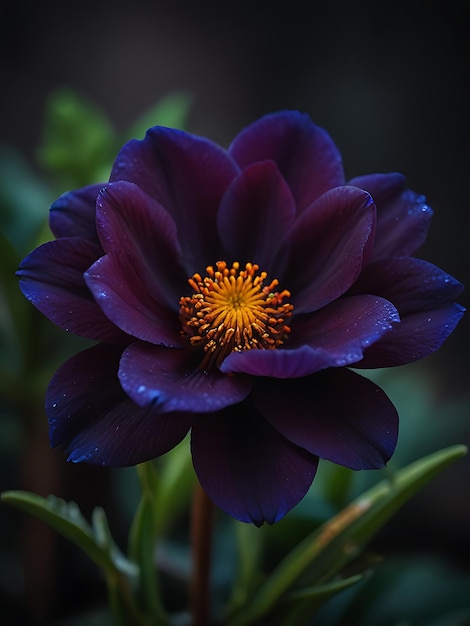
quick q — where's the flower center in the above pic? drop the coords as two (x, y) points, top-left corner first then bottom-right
(179, 261), (293, 370)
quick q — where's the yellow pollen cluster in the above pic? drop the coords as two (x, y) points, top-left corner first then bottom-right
(179, 261), (294, 370)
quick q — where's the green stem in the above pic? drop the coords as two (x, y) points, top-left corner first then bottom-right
(107, 569), (147, 626)
(190, 484), (214, 626)
(129, 462), (168, 624)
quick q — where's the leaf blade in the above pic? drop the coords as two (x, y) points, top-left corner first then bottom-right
(226, 445), (467, 625)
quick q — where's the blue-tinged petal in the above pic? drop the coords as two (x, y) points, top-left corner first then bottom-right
(220, 345), (339, 378)
(47, 344), (192, 466)
(254, 369), (398, 470)
(229, 111), (345, 213)
(349, 173), (432, 258)
(217, 160), (296, 273)
(191, 402), (318, 525)
(85, 253), (183, 347)
(351, 257), (464, 314)
(109, 127), (239, 271)
(349, 257), (465, 366)
(281, 186), (376, 313)
(349, 173), (406, 204)
(49, 183), (104, 244)
(220, 294), (398, 378)
(357, 303), (465, 368)
(95, 181), (187, 309)
(17, 238), (127, 343)
(290, 294), (399, 351)
(118, 342), (251, 413)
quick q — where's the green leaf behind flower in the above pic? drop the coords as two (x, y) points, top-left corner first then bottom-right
(225, 445), (467, 626)
(126, 92), (193, 139)
(1, 491), (136, 578)
(37, 90), (118, 189)
(0, 491), (151, 625)
(278, 574), (364, 626)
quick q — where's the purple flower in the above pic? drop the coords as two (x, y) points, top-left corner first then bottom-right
(18, 111), (464, 525)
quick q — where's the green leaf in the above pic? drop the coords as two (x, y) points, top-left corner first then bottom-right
(1, 491), (136, 578)
(0, 145), (52, 251)
(225, 445), (467, 626)
(128, 463), (168, 624)
(316, 462), (356, 511)
(326, 555), (470, 626)
(0, 491), (151, 625)
(37, 89), (117, 188)
(126, 450), (194, 622)
(225, 521), (265, 617)
(126, 92), (193, 139)
(277, 574), (364, 626)
(153, 438), (196, 537)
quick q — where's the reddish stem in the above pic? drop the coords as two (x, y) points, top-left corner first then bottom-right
(190, 484), (214, 626)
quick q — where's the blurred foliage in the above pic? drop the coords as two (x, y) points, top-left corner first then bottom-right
(1, 90), (469, 625)
(314, 555), (470, 626)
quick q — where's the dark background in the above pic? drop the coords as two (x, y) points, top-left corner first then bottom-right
(1, 1), (469, 624)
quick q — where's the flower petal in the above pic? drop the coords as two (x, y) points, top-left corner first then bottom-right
(349, 173), (433, 258)
(291, 294), (400, 351)
(85, 253), (183, 347)
(220, 345), (340, 378)
(47, 344), (192, 466)
(217, 160), (296, 272)
(229, 111), (345, 213)
(351, 257), (464, 314)
(358, 304), (465, 367)
(49, 183), (103, 244)
(254, 368), (398, 470)
(191, 403), (318, 525)
(109, 127), (239, 271)
(17, 238), (126, 343)
(220, 295), (399, 378)
(95, 181), (187, 309)
(350, 257), (465, 366)
(282, 186), (376, 313)
(118, 342), (251, 413)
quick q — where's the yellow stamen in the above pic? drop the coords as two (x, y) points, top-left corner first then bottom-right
(179, 261), (293, 370)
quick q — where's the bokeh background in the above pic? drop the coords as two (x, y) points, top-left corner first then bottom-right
(1, 1), (469, 624)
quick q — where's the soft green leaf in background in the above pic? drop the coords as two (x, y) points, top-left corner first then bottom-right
(36, 90), (117, 189)
(225, 445), (467, 626)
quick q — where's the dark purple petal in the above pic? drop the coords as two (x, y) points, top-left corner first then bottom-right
(350, 257), (464, 314)
(49, 183), (104, 244)
(348, 173), (406, 205)
(357, 303), (465, 368)
(220, 295), (399, 378)
(349, 173), (433, 258)
(118, 342), (251, 413)
(17, 238), (127, 343)
(254, 369), (398, 470)
(191, 403), (318, 525)
(109, 127), (239, 271)
(291, 294), (400, 351)
(349, 257), (465, 367)
(282, 186), (376, 313)
(85, 253), (183, 347)
(217, 160), (296, 273)
(47, 344), (192, 466)
(95, 181), (187, 309)
(220, 345), (341, 378)
(229, 111), (345, 213)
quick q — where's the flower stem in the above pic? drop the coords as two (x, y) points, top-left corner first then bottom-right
(190, 484), (214, 626)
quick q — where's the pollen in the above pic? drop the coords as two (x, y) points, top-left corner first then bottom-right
(179, 261), (294, 370)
